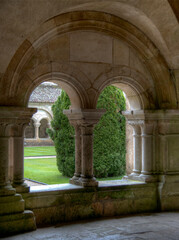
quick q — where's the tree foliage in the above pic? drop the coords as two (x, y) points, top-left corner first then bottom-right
(47, 86), (126, 178)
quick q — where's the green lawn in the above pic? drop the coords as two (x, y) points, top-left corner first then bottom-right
(24, 157), (123, 184)
(24, 146), (56, 157)
(24, 147), (123, 184)
(24, 158), (69, 184)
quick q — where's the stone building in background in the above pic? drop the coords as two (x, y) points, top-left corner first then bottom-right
(24, 82), (61, 146)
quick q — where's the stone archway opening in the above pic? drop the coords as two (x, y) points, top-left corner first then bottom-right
(24, 81), (75, 186)
(94, 79), (144, 182)
(93, 85), (126, 180)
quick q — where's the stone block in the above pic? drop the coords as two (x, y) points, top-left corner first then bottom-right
(33, 206), (65, 226)
(0, 194), (24, 215)
(103, 199), (129, 217)
(0, 210), (36, 237)
(113, 39), (129, 66)
(65, 204), (94, 222)
(70, 32), (112, 64)
(48, 35), (70, 63)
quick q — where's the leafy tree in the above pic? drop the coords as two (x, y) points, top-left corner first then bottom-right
(47, 86), (126, 178)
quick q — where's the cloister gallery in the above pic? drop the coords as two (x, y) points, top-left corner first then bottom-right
(0, 0), (179, 236)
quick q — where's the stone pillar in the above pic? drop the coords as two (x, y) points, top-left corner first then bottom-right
(11, 123), (30, 192)
(128, 123), (142, 177)
(140, 121), (156, 182)
(80, 122), (97, 187)
(0, 107), (37, 235)
(123, 110), (157, 182)
(34, 122), (40, 139)
(69, 122), (81, 185)
(11, 109), (36, 192)
(0, 123), (15, 196)
(64, 109), (105, 187)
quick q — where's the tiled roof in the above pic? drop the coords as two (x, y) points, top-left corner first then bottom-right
(29, 82), (61, 103)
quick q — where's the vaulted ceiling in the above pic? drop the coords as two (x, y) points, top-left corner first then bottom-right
(0, 0), (178, 76)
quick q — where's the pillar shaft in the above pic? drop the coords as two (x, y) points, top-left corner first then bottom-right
(69, 123), (81, 185)
(64, 109), (106, 187)
(34, 123), (40, 139)
(12, 124), (30, 192)
(74, 125), (81, 178)
(13, 137), (25, 185)
(141, 123), (154, 175)
(81, 125), (94, 179)
(0, 124), (15, 196)
(0, 137), (10, 187)
(133, 125), (142, 175)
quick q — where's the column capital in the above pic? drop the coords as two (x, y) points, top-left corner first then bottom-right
(64, 108), (106, 127)
(34, 122), (41, 128)
(0, 107), (37, 137)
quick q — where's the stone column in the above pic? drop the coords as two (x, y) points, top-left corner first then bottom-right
(80, 122), (97, 187)
(11, 123), (30, 192)
(34, 122), (40, 139)
(10, 108), (37, 192)
(47, 122), (51, 138)
(128, 122), (142, 178)
(0, 107), (37, 234)
(0, 123), (15, 196)
(64, 109), (105, 187)
(69, 122), (81, 185)
(140, 121), (156, 182)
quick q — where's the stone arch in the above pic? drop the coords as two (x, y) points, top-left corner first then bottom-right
(1, 11), (177, 109)
(93, 66), (155, 110)
(21, 67), (89, 109)
(32, 107), (53, 123)
(1, 11), (176, 108)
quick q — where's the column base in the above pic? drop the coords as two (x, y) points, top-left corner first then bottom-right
(0, 193), (25, 215)
(124, 173), (159, 183)
(79, 177), (98, 187)
(0, 210), (36, 237)
(139, 174), (158, 183)
(0, 183), (16, 196)
(69, 176), (81, 186)
(123, 173), (141, 181)
(13, 182), (30, 193)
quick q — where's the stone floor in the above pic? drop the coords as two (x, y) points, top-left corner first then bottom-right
(3, 212), (179, 240)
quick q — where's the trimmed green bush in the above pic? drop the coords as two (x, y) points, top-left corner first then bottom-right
(47, 86), (126, 178)
(47, 91), (75, 176)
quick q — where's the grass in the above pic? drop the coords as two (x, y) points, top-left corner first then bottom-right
(24, 158), (69, 184)
(24, 146), (124, 184)
(24, 146), (56, 157)
(24, 157), (123, 184)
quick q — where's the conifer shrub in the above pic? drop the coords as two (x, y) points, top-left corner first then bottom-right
(47, 86), (126, 178)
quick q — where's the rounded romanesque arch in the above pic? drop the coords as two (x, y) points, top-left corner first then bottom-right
(1, 11), (177, 110)
(93, 66), (156, 110)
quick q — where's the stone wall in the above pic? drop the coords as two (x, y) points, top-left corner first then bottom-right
(22, 183), (157, 226)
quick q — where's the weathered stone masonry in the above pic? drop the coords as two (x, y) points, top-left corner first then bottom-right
(0, 1), (179, 236)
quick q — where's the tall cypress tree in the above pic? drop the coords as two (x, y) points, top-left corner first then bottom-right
(47, 86), (126, 178)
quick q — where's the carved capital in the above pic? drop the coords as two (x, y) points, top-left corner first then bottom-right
(64, 108), (106, 128)
(141, 121), (156, 135)
(0, 107), (37, 137)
